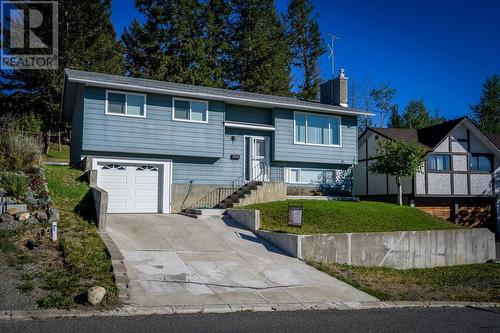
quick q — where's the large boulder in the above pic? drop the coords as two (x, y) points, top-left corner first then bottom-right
(6, 207), (19, 216)
(17, 212), (30, 222)
(0, 213), (14, 223)
(87, 286), (106, 306)
(35, 211), (48, 221)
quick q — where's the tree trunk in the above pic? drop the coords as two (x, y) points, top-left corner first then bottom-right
(58, 132), (61, 151)
(396, 176), (403, 206)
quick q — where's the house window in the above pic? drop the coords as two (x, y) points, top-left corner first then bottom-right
(470, 154), (492, 172)
(105, 91), (146, 117)
(173, 98), (208, 123)
(294, 112), (341, 146)
(427, 154), (450, 171)
(287, 168), (335, 184)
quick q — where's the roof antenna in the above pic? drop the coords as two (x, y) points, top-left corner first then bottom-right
(327, 33), (340, 80)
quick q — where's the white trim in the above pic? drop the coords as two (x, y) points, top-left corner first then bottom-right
(224, 121), (275, 131)
(105, 90), (147, 118)
(172, 97), (209, 123)
(293, 111), (342, 147)
(243, 135), (271, 181)
(91, 157), (172, 214)
(68, 77), (374, 117)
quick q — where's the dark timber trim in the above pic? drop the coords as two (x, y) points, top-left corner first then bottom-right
(467, 129), (471, 195)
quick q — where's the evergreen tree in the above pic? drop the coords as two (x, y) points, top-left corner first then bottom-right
(388, 106), (403, 128)
(471, 74), (500, 134)
(1, 0), (124, 131)
(286, 0), (325, 100)
(201, 0), (232, 88)
(399, 100), (444, 129)
(124, 0), (231, 87)
(230, 0), (292, 95)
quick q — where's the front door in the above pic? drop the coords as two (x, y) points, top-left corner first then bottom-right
(245, 136), (270, 181)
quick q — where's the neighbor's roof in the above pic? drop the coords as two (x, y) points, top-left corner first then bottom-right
(60, 69), (373, 122)
(366, 117), (500, 155)
(486, 133), (500, 150)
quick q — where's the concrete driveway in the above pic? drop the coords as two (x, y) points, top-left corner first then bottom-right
(107, 214), (376, 308)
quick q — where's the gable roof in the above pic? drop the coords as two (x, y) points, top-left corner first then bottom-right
(60, 69), (373, 123)
(366, 117), (500, 155)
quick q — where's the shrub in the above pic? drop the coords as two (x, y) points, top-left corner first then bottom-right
(1, 172), (30, 199)
(0, 133), (42, 171)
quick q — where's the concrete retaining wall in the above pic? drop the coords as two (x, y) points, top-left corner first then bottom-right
(89, 170), (108, 232)
(259, 228), (496, 269)
(227, 209), (260, 232)
(171, 184), (223, 213)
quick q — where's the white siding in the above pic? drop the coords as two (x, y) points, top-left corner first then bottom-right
(434, 137), (450, 152)
(470, 174), (493, 195)
(452, 155), (467, 171)
(453, 174), (468, 195)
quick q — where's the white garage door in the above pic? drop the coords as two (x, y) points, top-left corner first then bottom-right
(97, 163), (160, 213)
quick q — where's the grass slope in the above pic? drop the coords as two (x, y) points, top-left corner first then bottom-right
(44, 143), (69, 162)
(312, 262), (500, 302)
(242, 200), (460, 234)
(42, 165), (116, 308)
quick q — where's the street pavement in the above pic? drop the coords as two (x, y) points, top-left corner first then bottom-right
(1, 307), (499, 332)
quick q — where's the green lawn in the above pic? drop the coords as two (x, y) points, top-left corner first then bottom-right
(42, 165), (117, 308)
(44, 143), (69, 162)
(241, 200), (461, 234)
(312, 262), (500, 302)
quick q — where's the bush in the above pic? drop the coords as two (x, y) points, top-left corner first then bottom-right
(0, 133), (42, 171)
(1, 172), (30, 199)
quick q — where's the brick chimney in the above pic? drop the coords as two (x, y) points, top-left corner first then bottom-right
(320, 69), (348, 107)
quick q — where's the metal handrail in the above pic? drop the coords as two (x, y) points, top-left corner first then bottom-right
(187, 162), (278, 209)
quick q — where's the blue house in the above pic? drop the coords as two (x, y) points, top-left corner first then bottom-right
(60, 69), (370, 213)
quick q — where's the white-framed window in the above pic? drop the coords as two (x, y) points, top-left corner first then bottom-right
(105, 90), (146, 118)
(427, 154), (451, 171)
(287, 168), (335, 184)
(172, 97), (208, 123)
(294, 112), (341, 146)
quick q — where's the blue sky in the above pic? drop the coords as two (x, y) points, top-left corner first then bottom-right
(111, 0), (500, 125)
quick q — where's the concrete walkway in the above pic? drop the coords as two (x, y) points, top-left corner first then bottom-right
(106, 214), (376, 308)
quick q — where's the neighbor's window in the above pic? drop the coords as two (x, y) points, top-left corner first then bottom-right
(106, 91), (146, 117)
(427, 154), (451, 171)
(294, 112), (340, 146)
(287, 168), (335, 184)
(173, 98), (208, 122)
(470, 154), (493, 172)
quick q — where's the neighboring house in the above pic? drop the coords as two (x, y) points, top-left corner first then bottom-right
(354, 117), (500, 234)
(60, 69), (369, 213)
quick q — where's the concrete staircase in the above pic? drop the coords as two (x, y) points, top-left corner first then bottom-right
(218, 181), (264, 209)
(180, 208), (226, 219)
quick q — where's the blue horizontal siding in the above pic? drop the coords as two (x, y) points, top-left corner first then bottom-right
(225, 104), (272, 125)
(82, 87), (224, 158)
(273, 109), (357, 165)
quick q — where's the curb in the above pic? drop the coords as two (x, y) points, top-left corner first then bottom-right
(1, 301), (498, 321)
(98, 232), (131, 304)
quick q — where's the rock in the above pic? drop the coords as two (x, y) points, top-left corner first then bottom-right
(35, 211), (48, 221)
(87, 286), (106, 306)
(4, 197), (16, 204)
(6, 208), (19, 215)
(0, 213), (14, 223)
(26, 216), (38, 224)
(26, 239), (38, 250)
(17, 212), (30, 222)
(48, 208), (59, 223)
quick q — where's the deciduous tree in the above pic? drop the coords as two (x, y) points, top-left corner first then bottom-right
(471, 74), (500, 134)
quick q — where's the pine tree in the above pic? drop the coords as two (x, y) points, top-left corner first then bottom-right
(124, 0), (231, 87)
(471, 74), (500, 134)
(399, 100), (444, 129)
(1, 0), (124, 131)
(230, 0), (292, 96)
(286, 0), (325, 100)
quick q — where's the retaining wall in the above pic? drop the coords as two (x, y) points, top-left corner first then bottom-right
(89, 170), (108, 232)
(229, 209), (496, 269)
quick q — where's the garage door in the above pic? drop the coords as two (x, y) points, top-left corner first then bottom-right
(97, 163), (160, 213)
